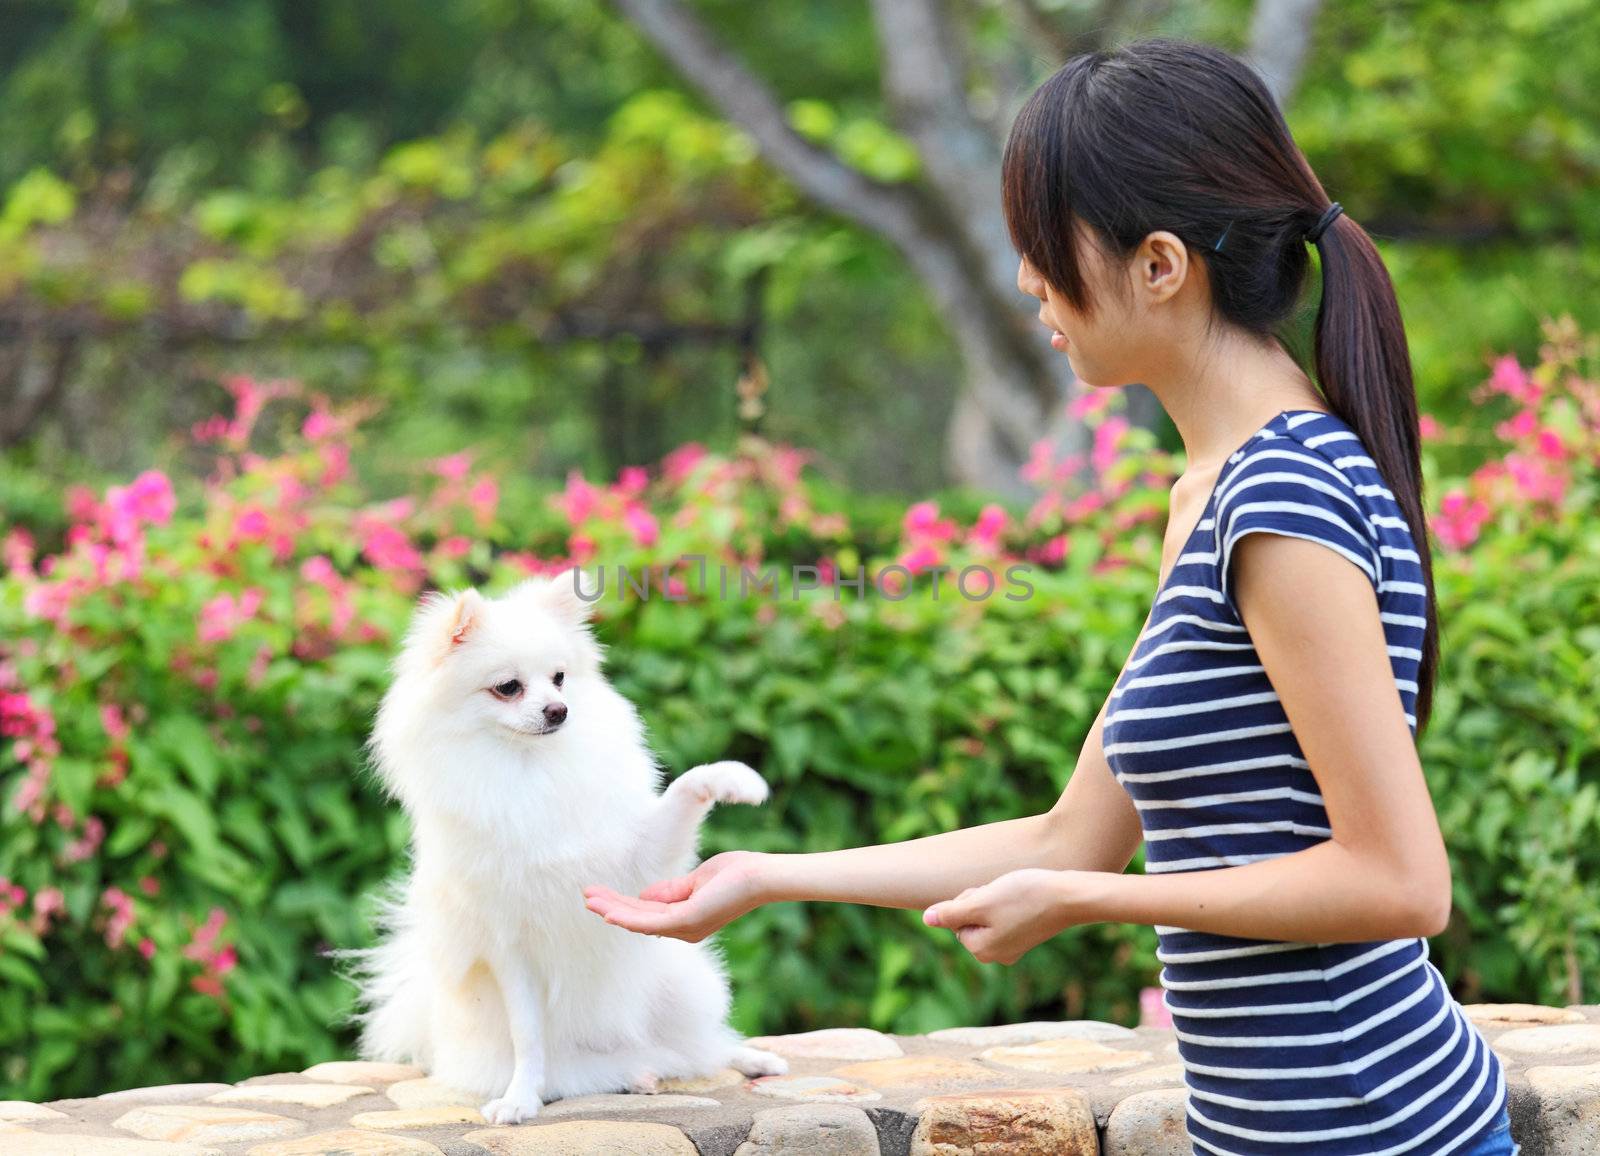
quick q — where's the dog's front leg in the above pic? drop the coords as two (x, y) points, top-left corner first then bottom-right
(481, 957), (546, 1125)
(632, 760), (769, 881)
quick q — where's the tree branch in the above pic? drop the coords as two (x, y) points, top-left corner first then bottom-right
(1246, 0), (1324, 108)
(609, 0), (926, 251)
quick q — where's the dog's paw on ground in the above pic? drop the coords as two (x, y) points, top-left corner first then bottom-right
(677, 760), (769, 807)
(728, 1044), (790, 1077)
(482, 1095), (543, 1125)
(626, 1069), (662, 1094)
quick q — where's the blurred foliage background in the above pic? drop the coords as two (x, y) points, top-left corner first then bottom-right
(1, 0), (1598, 1100)
(2, 0), (1598, 493)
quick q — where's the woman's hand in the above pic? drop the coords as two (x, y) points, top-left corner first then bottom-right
(922, 868), (1104, 965)
(582, 850), (768, 942)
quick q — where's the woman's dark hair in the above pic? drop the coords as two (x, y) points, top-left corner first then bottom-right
(1002, 36), (1439, 735)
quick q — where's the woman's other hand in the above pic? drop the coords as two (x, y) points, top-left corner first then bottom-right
(582, 850), (768, 942)
(922, 868), (1104, 965)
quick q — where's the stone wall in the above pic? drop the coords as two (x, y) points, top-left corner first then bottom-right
(7, 1003), (1598, 1155)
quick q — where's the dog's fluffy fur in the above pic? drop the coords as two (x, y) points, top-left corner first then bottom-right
(345, 572), (787, 1124)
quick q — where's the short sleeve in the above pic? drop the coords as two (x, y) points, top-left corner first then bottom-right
(1212, 438), (1383, 621)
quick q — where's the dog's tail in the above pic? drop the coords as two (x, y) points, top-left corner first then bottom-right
(329, 874), (432, 1068)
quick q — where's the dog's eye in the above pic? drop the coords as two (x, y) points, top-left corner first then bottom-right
(490, 679), (523, 700)
(552, 671), (565, 688)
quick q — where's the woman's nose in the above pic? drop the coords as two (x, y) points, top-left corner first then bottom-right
(1017, 258), (1044, 299)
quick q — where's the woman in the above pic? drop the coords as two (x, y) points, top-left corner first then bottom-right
(583, 37), (1517, 1156)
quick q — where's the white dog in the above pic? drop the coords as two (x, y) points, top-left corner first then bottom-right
(345, 570), (788, 1124)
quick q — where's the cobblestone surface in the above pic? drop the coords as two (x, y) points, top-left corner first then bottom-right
(14, 1003), (1598, 1154)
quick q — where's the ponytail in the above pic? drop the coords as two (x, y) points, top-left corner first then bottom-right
(1309, 213), (1439, 734)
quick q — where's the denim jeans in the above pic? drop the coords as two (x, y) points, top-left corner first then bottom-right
(1457, 1103), (1519, 1156)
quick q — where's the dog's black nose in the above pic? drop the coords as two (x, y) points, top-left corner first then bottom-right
(543, 703), (568, 727)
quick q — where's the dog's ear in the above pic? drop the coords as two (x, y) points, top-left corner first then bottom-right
(535, 567), (600, 627)
(403, 586), (486, 669)
(444, 588), (486, 650)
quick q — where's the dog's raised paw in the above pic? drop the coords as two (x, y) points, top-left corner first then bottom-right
(677, 760), (769, 807)
(482, 1096), (542, 1125)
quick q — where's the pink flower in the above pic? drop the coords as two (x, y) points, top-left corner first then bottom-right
(437, 536), (473, 560)
(431, 452), (473, 482)
(1504, 452), (1566, 504)
(1063, 490), (1106, 521)
(64, 815), (106, 863)
(769, 447), (811, 487)
(1139, 985), (1173, 1029)
(1431, 489), (1492, 550)
(1487, 355), (1539, 405)
(1092, 417), (1129, 474)
(556, 471), (601, 525)
(623, 505), (660, 547)
(1496, 410), (1538, 441)
(969, 504), (1008, 547)
(122, 471), (177, 525)
(1021, 439), (1055, 485)
(192, 415), (231, 443)
(898, 543), (943, 574)
(1535, 428), (1567, 461)
(468, 478), (499, 527)
(100, 703), (130, 743)
(66, 485), (101, 524)
(300, 556), (339, 587)
(101, 886), (135, 948)
(31, 887), (64, 936)
(1037, 535), (1070, 566)
(318, 442), (351, 487)
(1418, 413), (1441, 441)
(662, 443), (707, 485)
(356, 517), (424, 573)
(1068, 389), (1112, 419)
(616, 466), (649, 496)
(138, 938), (156, 961)
(233, 505), (271, 542)
(183, 907), (235, 999)
(3, 527), (35, 576)
(301, 409), (337, 441)
(100, 470), (176, 544)
(198, 588), (266, 643)
(902, 502), (958, 543)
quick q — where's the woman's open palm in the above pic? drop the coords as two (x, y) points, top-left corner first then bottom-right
(582, 850), (765, 942)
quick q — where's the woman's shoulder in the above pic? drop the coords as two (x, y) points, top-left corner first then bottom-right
(1212, 411), (1388, 613)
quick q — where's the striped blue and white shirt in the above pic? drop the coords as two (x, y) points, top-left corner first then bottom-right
(1103, 408), (1506, 1155)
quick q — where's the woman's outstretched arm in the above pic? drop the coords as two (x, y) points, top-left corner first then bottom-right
(582, 691), (1144, 938)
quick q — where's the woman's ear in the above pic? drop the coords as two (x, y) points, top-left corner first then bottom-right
(1138, 229), (1189, 304)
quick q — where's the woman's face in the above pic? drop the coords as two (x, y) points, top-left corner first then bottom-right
(1017, 219), (1166, 390)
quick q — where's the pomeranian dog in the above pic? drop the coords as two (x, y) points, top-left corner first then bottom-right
(345, 570), (788, 1124)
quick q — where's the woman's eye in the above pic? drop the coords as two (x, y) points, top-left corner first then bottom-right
(491, 679), (523, 699)
(552, 671), (565, 688)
